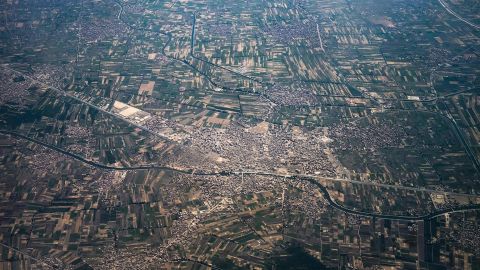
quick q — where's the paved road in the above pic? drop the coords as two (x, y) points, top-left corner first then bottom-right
(2, 129), (480, 222)
(190, 12), (196, 55)
(301, 177), (480, 221)
(438, 0), (480, 30)
(235, 170), (480, 198)
(4, 128), (477, 198)
(0, 65), (166, 140)
(188, 12), (271, 87)
(114, 0), (124, 20)
(0, 242), (58, 269)
(0, 130), (203, 174)
(444, 108), (480, 173)
(2, 15), (480, 222)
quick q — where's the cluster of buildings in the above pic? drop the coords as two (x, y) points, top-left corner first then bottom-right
(79, 17), (128, 44)
(264, 21), (319, 47)
(30, 63), (72, 90)
(0, 69), (33, 106)
(184, 122), (336, 177)
(265, 85), (319, 106)
(203, 23), (233, 36)
(448, 220), (480, 256)
(1, 0), (480, 269)
(28, 146), (66, 178)
(64, 125), (96, 158)
(328, 120), (406, 152)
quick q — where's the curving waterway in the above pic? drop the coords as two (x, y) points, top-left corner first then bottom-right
(2, 129), (480, 221)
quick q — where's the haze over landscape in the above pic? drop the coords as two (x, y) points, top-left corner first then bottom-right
(0, 0), (480, 269)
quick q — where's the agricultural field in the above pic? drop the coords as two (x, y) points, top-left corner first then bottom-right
(1, 0), (480, 269)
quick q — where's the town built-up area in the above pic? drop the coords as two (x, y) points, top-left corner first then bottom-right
(1, 0), (480, 269)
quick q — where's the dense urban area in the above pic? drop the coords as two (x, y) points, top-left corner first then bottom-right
(1, 0), (480, 269)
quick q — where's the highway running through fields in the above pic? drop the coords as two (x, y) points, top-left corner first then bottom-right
(2, 129), (480, 222)
(438, 0), (480, 29)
